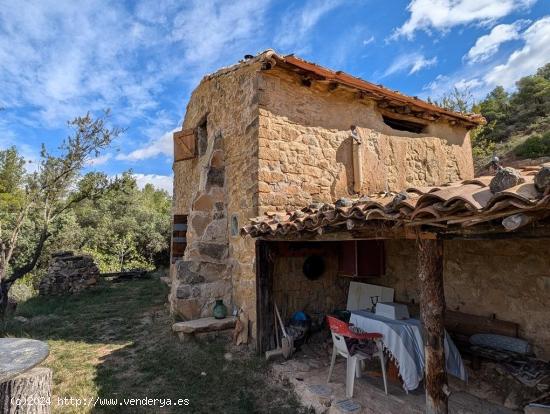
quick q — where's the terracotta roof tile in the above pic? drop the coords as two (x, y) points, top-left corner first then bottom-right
(242, 166), (550, 237)
(271, 54), (485, 128)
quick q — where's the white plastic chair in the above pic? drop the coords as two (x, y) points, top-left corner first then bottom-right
(326, 316), (388, 398)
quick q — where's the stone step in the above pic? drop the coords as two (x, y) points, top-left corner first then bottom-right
(172, 316), (237, 338)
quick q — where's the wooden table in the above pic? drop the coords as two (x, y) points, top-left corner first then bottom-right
(350, 310), (467, 391)
(0, 338), (51, 414)
(0, 338), (49, 383)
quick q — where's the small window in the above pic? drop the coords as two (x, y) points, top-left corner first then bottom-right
(382, 115), (426, 134)
(230, 214), (239, 237)
(171, 215), (188, 263)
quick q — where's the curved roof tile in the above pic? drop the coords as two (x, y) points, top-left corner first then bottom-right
(242, 166), (550, 237)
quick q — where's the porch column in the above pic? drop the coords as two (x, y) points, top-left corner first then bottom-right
(256, 240), (274, 354)
(417, 237), (448, 414)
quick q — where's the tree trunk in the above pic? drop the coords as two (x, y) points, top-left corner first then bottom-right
(0, 367), (52, 414)
(0, 279), (12, 318)
(0, 228), (50, 318)
(417, 237), (448, 414)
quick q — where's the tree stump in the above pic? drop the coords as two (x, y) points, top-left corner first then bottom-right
(0, 367), (52, 414)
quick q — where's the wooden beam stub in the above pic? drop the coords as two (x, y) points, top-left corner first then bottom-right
(502, 213), (533, 231)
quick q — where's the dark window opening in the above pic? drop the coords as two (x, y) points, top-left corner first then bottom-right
(171, 215), (188, 263)
(382, 115), (426, 134)
(197, 117), (208, 156)
(301, 77), (312, 87)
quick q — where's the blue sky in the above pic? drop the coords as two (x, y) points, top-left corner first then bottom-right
(0, 0), (549, 193)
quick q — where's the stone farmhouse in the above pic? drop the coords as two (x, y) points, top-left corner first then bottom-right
(170, 49), (484, 333)
(171, 50), (550, 411)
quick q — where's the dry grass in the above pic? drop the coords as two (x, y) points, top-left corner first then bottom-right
(2, 278), (309, 413)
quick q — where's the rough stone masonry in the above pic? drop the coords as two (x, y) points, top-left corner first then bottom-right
(39, 251), (100, 296)
(170, 51), (482, 339)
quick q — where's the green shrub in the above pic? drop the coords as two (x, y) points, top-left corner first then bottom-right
(514, 132), (550, 158)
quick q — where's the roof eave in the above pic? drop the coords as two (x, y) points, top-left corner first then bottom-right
(267, 53), (485, 128)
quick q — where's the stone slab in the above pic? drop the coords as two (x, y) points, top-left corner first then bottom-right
(334, 399), (361, 413)
(172, 316), (237, 334)
(0, 338), (49, 383)
(177, 329), (234, 343)
(307, 384), (332, 397)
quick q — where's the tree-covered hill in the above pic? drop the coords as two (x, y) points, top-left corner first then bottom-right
(432, 63), (550, 170)
(473, 63), (550, 166)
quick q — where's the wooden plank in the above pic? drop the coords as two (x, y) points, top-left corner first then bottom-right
(445, 310), (518, 338)
(174, 128), (197, 161)
(417, 237), (448, 414)
(338, 240), (357, 276)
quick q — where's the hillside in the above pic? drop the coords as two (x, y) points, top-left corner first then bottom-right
(471, 63), (550, 171)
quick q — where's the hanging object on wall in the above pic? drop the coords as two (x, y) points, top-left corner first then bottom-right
(351, 125), (363, 194)
(303, 255), (325, 280)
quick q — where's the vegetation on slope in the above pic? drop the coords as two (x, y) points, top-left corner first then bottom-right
(432, 63), (550, 169)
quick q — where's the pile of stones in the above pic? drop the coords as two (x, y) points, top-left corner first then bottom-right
(38, 251), (100, 296)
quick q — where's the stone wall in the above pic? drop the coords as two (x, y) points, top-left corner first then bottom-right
(170, 61), (261, 323)
(272, 250), (348, 322)
(380, 239), (550, 360)
(256, 67), (474, 213)
(39, 252), (99, 295)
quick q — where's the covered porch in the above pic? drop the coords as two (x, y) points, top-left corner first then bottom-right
(242, 165), (550, 413)
(270, 340), (519, 414)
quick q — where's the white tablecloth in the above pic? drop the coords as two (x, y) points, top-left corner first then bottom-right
(350, 310), (467, 391)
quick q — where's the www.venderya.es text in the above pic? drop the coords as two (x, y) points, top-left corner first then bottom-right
(11, 396), (191, 408)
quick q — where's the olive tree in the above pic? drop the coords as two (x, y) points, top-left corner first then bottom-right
(0, 112), (121, 314)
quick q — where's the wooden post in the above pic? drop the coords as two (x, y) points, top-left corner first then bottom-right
(256, 240), (274, 354)
(417, 237), (448, 414)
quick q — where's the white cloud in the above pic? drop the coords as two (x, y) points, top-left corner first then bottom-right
(465, 20), (529, 63)
(133, 173), (173, 194)
(0, 0), (168, 126)
(484, 16), (550, 88)
(363, 36), (375, 46)
(86, 153), (113, 167)
(422, 16), (550, 101)
(171, 0), (271, 67)
(0, 0), (273, 170)
(384, 53), (437, 77)
(454, 78), (483, 90)
(275, 0), (344, 51)
(423, 73), (488, 101)
(393, 0), (536, 39)
(117, 128), (176, 162)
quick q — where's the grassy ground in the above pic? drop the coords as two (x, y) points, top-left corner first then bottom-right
(2, 278), (308, 414)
